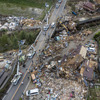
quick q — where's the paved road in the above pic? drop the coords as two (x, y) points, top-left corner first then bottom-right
(3, 0), (67, 100)
(3, 59), (32, 100)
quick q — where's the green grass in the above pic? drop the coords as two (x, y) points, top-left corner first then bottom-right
(0, 0), (56, 19)
(0, 0), (56, 8)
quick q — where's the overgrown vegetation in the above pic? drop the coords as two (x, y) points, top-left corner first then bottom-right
(0, 0), (56, 8)
(0, 29), (40, 52)
(87, 86), (100, 100)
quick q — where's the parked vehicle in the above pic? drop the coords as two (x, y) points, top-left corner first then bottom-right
(27, 51), (36, 59)
(43, 24), (49, 31)
(26, 88), (39, 96)
(51, 22), (55, 28)
(87, 47), (95, 52)
(27, 46), (36, 59)
(56, 3), (60, 9)
(58, 0), (62, 3)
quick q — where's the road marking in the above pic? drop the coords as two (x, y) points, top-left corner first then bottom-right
(11, 62), (32, 100)
(2, 95), (7, 100)
(7, 84), (13, 93)
(23, 79), (31, 94)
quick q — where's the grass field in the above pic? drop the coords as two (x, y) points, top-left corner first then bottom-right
(0, 0), (56, 8)
(0, 0), (56, 19)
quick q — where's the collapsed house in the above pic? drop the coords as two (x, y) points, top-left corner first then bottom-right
(83, 2), (96, 12)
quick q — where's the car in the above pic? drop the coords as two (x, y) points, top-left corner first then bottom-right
(87, 47), (95, 52)
(26, 88), (39, 96)
(43, 24), (49, 31)
(27, 51), (36, 59)
(58, 0), (62, 3)
(51, 22), (55, 28)
(56, 4), (60, 9)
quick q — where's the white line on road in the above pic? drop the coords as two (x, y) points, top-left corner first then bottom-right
(23, 79), (31, 94)
(2, 95), (7, 100)
(7, 84), (13, 93)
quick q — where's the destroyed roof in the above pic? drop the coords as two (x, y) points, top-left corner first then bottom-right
(83, 67), (94, 81)
(83, 2), (95, 12)
(69, 45), (87, 57)
(80, 66), (85, 76)
(89, 60), (98, 69)
(79, 46), (87, 59)
(67, 54), (84, 70)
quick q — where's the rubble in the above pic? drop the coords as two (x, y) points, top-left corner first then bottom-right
(20, 19), (41, 27)
(25, 28), (99, 99)
(0, 16), (41, 31)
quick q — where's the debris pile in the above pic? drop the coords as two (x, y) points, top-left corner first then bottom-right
(20, 19), (42, 27)
(0, 16), (24, 31)
(0, 15), (41, 31)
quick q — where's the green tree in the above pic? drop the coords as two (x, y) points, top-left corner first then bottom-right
(20, 31), (26, 40)
(0, 34), (8, 46)
(26, 34), (33, 44)
(13, 36), (18, 49)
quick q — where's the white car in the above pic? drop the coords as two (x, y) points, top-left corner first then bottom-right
(58, 0), (62, 3)
(26, 88), (39, 96)
(87, 47), (95, 52)
(51, 22), (55, 28)
(27, 50), (36, 59)
(43, 24), (49, 31)
(56, 4), (60, 9)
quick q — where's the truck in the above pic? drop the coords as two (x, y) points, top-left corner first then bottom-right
(31, 71), (37, 84)
(11, 62), (22, 85)
(11, 72), (22, 85)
